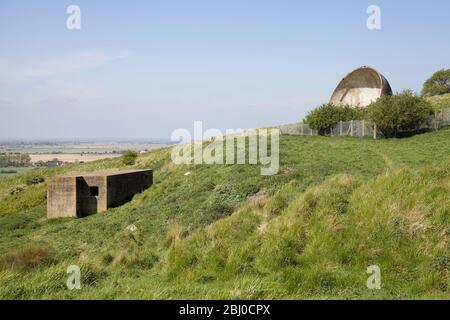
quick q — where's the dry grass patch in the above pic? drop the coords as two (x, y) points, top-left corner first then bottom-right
(0, 245), (50, 270)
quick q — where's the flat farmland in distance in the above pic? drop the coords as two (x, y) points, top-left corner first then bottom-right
(29, 153), (121, 163)
(0, 143), (168, 155)
(0, 142), (170, 164)
(0, 167), (34, 178)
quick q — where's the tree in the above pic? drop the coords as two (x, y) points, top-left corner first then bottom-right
(122, 150), (138, 166)
(367, 90), (433, 138)
(20, 153), (31, 167)
(421, 69), (450, 97)
(305, 104), (366, 135)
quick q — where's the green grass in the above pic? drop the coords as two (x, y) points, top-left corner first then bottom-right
(0, 130), (449, 299)
(427, 93), (450, 110)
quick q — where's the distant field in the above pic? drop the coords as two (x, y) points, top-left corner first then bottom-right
(0, 142), (169, 165)
(0, 167), (34, 178)
(29, 153), (121, 163)
(0, 143), (167, 155)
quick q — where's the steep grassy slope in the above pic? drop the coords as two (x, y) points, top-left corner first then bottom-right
(0, 130), (449, 299)
(163, 168), (448, 299)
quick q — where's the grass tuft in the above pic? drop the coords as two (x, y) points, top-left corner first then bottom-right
(0, 245), (51, 271)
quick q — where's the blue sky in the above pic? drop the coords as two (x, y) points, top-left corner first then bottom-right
(1, 0), (449, 139)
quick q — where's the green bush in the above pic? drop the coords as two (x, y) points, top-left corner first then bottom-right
(367, 91), (433, 138)
(9, 186), (25, 196)
(305, 104), (366, 135)
(25, 175), (45, 186)
(122, 150), (138, 166)
(421, 69), (450, 97)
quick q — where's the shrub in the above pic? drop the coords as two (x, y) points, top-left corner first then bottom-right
(25, 175), (45, 186)
(367, 90), (433, 138)
(122, 150), (138, 166)
(421, 69), (450, 97)
(9, 186), (25, 196)
(305, 104), (366, 135)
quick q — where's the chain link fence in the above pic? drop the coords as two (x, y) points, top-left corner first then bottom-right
(276, 108), (450, 139)
(426, 109), (450, 130)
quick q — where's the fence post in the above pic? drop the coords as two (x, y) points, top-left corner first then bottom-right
(350, 120), (354, 137)
(340, 121), (343, 136)
(362, 120), (365, 137)
(373, 123), (377, 140)
(434, 111), (438, 131)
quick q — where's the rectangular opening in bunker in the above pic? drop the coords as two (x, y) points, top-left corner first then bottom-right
(89, 186), (99, 197)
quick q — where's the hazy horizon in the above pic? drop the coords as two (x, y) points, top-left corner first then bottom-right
(0, 137), (173, 144)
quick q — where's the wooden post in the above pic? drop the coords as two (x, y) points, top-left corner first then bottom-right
(340, 121), (343, 136)
(301, 123), (304, 136)
(362, 120), (365, 137)
(350, 120), (354, 137)
(373, 123), (377, 140)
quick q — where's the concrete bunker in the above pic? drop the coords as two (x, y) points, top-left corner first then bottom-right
(47, 169), (152, 219)
(330, 66), (392, 107)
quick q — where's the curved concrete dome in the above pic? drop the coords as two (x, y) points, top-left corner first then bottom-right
(330, 66), (392, 107)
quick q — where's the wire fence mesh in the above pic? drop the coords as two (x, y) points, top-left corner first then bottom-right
(428, 109), (450, 130)
(276, 108), (450, 139)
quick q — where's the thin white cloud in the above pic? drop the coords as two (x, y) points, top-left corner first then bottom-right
(0, 51), (131, 81)
(0, 51), (132, 117)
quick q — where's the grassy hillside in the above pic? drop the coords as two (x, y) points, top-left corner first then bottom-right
(427, 93), (450, 110)
(0, 130), (449, 299)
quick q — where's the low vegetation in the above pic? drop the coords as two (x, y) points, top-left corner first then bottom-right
(122, 150), (138, 166)
(0, 128), (449, 299)
(25, 175), (45, 186)
(0, 245), (51, 271)
(164, 168), (448, 298)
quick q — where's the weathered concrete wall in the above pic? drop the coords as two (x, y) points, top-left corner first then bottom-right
(47, 169), (153, 219)
(76, 176), (107, 217)
(107, 171), (153, 208)
(47, 176), (78, 219)
(330, 66), (392, 107)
